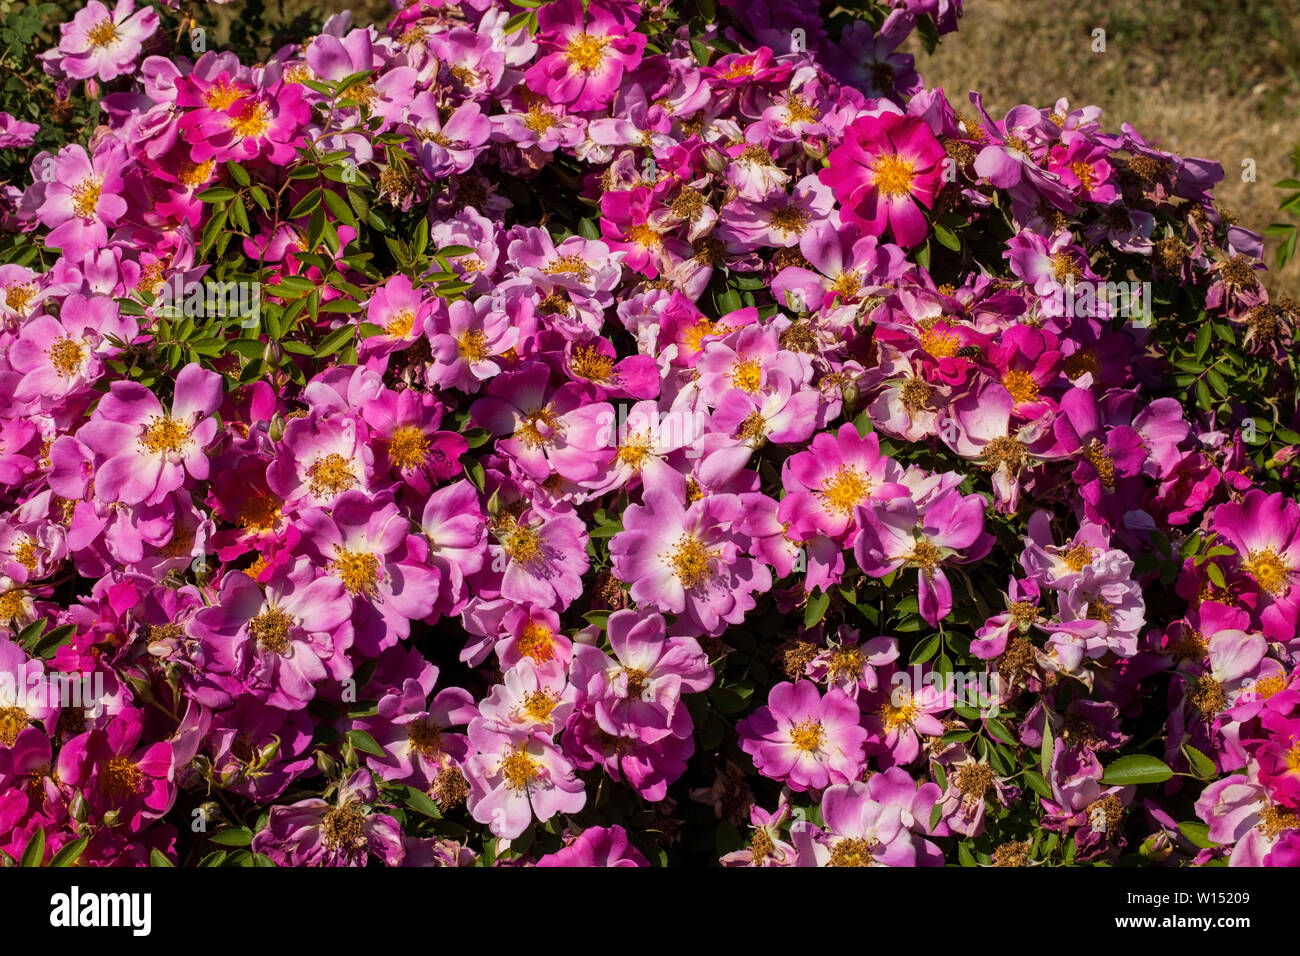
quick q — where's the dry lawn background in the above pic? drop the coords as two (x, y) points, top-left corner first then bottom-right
(902, 0), (1300, 294)
(308, 0), (1300, 292)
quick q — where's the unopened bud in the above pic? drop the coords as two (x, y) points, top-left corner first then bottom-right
(69, 791), (89, 823)
(315, 751), (338, 778)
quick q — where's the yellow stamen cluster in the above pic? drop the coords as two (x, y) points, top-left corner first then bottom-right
(817, 465), (870, 516)
(872, 153), (916, 197)
(500, 745), (539, 789)
(666, 533), (717, 589)
(729, 356), (762, 392)
(517, 621), (556, 662)
(1002, 369), (1040, 404)
(47, 337), (85, 377)
(307, 452), (357, 498)
(788, 718), (824, 752)
(514, 405), (560, 449)
(496, 516), (543, 564)
(139, 416), (191, 456)
(333, 546), (380, 596)
(543, 254), (591, 281)
(87, 19), (118, 46)
(407, 721), (443, 757)
(248, 606), (293, 654)
(1083, 438), (1116, 487)
(99, 756), (144, 803)
(1242, 548), (1291, 596)
(385, 309), (416, 338)
(564, 33), (609, 72)
(72, 178), (102, 219)
(570, 345), (615, 383)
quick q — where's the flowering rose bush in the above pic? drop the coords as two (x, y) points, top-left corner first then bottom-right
(1, 0), (1299, 868)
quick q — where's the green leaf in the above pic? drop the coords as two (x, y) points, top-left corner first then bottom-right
(150, 848), (175, 867)
(226, 162), (251, 187)
(198, 850), (228, 867)
(209, 827), (254, 847)
(31, 623), (76, 659)
(20, 828), (45, 867)
(933, 222), (961, 251)
(803, 589), (830, 627)
(1177, 821), (1215, 849)
(1181, 743), (1218, 780)
(1100, 754), (1174, 785)
(909, 632), (942, 664)
(403, 787), (441, 819)
(1193, 324), (1211, 360)
(985, 717), (1015, 745)
(315, 326), (355, 357)
(1040, 718), (1054, 779)
(289, 189), (324, 219)
(49, 837), (89, 867)
(1023, 770), (1053, 799)
(197, 187), (237, 203)
(346, 729), (387, 758)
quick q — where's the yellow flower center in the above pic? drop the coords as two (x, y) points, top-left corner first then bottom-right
(901, 376), (933, 412)
(983, 435), (1027, 473)
(230, 102), (270, 139)
(385, 309), (416, 338)
(497, 516), (543, 564)
(729, 356), (762, 392)
(880, 695), (918, 731)
(1252, 673), (1287, 699)
(524, 689), (560, 721)
(788, 717), (824, 752)
(514, 405), (560, 449)
(248, 606), (293, 654)
(564, 33), (609, 72)
(518, 621), (556, 663)
(87, 19), (117, 47)
(1242, 548), (1291, 597)
(623, 667), (649, 699)
(0, 707), (28, 747)
(543, 254), (592, 280)
(72, 178), (102, 219)
(238, 495), (282, 533)
(627, 224), (663, 249)
(99, 756), (144, 803)
(333, 546), (379, 596)
(872, 153), (916, 198)
(1062, 542), (1095, 572)
(47, 337), (85, 377)
(616, 432), (653, 470)
(386, 425), (428, 470)
(501, 745), (539, 789)
(139, 416), (192, 455)
(407, 721), (442, 757)
(203, 81), (244, 111)
(830, 271), (862, 299)
(1084, 438), (1116, 487)
(817, 465), (870, 515)
(828, 837), (877, 867)
(906, 539), (941, 575)
(4, 283), (36, 314)
(667, 533), (717, 589)
(523, 103), (560, 133)
(307, 453), (357, 498)
(768, 205), (808, 236)
(570, 345), (615, 383)
(919, 325), (960, 358)
(178, 159), (215, 188)
(1002, 369), (1040, 404)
